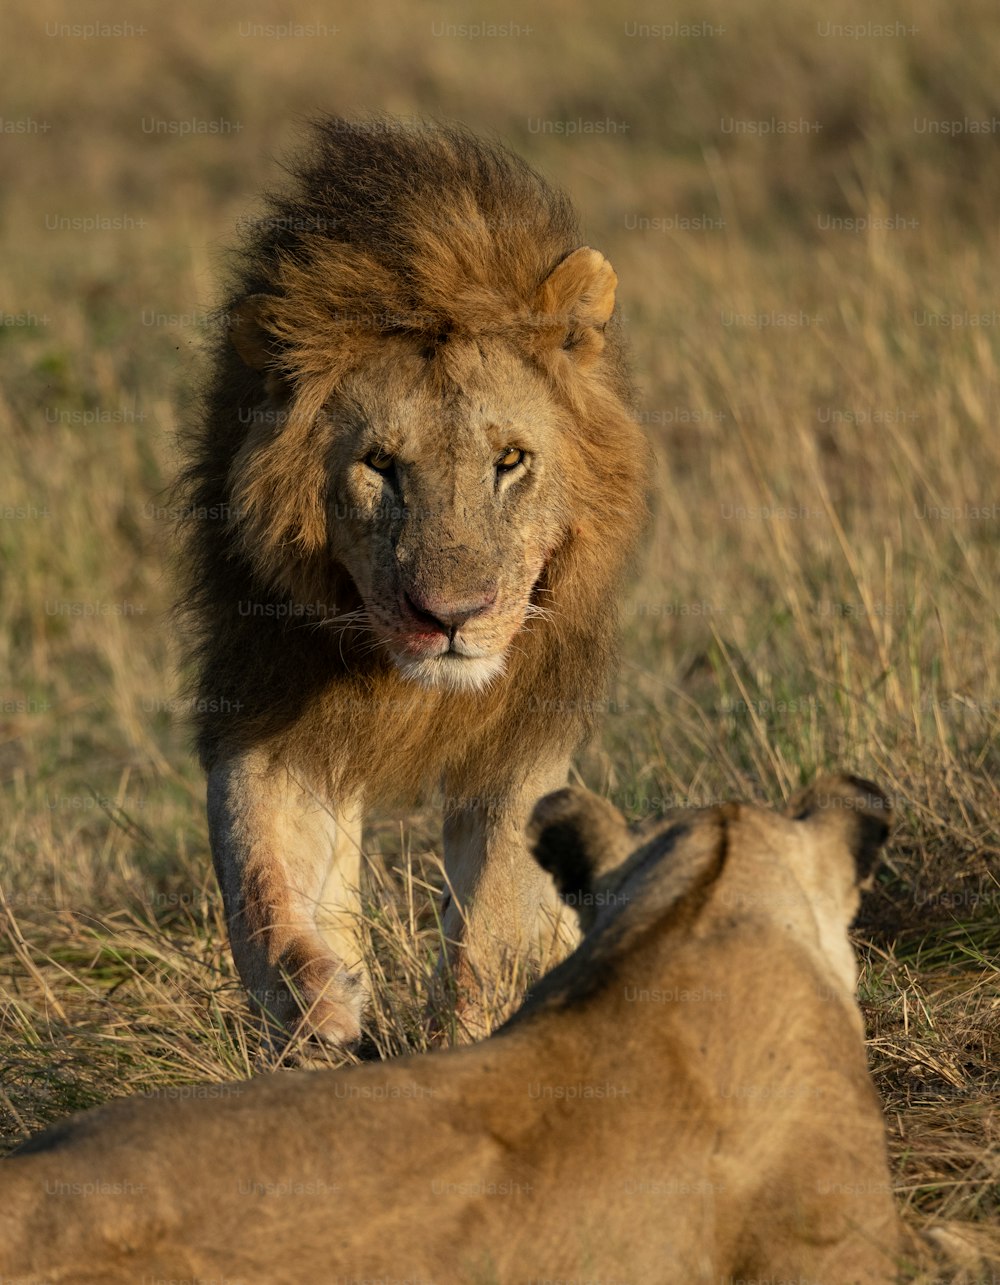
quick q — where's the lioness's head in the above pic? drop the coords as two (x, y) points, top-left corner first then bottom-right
(217, 121), (643, 694)
(528, 774), (891, 1003)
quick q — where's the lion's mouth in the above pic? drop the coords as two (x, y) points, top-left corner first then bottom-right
(390, 585), (510, 657)
(359, 579), (539, 691)
(388, 609), (515, 693)
(393, 624), (499, 666)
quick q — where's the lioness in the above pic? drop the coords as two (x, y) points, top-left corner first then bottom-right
(2, 775), (899, 1282)
(177, 117), (648, 1044)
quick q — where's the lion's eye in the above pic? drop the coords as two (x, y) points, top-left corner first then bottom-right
(365, 449), (395, 474)
(496, 446), (525, 472)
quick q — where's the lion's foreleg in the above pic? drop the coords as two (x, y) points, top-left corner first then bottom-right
(207, 752), (366, 1048)
(439, 754), (578, 1038)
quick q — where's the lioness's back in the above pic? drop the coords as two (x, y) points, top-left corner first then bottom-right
(1, 777), (899, 1283)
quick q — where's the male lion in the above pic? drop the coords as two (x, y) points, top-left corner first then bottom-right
(1, 775), (900, 1282)
(177, 117), (648, 1045)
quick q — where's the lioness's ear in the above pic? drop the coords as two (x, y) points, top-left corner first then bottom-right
(528, 786), (630, 918)
(229, 293), (280, 370)
(534, 247), (617, 364)
(785, 774), (892, 882)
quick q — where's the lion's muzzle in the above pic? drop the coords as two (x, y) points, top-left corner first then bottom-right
(380, 583), (517, 691)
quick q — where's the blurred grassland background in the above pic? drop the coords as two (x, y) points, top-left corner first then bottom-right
(1, 0), (998, 1277)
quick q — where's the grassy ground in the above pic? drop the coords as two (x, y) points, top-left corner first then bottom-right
(1, 0), (998, 1279)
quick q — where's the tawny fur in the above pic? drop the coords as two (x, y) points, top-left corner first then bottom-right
(176, 118), (647, 801)
(0, 776), (900, 1283)
(172, 117), (650, 1041)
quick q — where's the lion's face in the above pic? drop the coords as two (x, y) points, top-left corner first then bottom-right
(325, 337), (568, 691)
(226, 243), (634, 698)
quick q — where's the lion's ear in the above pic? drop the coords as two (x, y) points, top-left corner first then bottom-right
(528, 787), (630, 923)
(534, 247), (617, 364)
(785, 774), (892, 884)
(229, 293), (280, 370)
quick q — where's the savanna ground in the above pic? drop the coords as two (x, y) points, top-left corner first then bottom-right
(1, 0), (998, 1279)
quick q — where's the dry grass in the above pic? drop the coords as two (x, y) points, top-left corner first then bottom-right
(1, 0), (998, 1280)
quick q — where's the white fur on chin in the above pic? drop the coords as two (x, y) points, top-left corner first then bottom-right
(396, 651), (506, 692)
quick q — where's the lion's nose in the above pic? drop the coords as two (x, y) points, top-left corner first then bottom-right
(402, 586), (498, 635)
